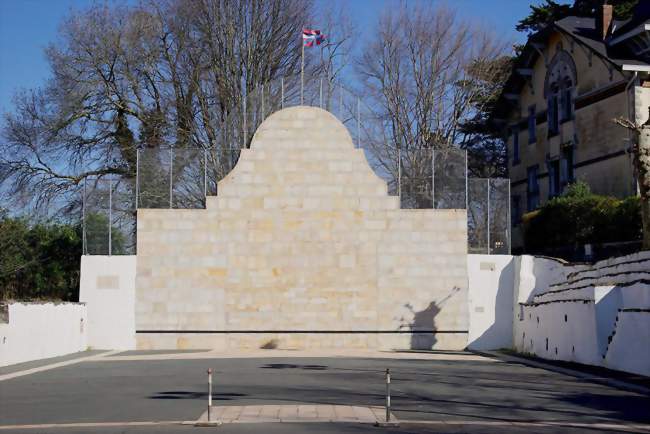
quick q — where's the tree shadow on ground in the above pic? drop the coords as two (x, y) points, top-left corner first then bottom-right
(149, 391), (247, 400)
(260, 363), (328, 370)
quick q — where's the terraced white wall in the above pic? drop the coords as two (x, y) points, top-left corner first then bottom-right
(513, 251), (650, 376)
(466, 251), (649, 376)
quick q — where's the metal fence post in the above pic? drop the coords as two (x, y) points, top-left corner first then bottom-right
(487, 178), (491, 255)
(261, 84), (265, 120)
(243, 97), (248, 148)
(204, 148), (208, 201)
(135, 149), (139, 209)
(319, 78), (323, 108)
(432, 149), (435, 209)
(281, 77), (285, 109)
(169, 147), (173, 209)
(82, 179), (87, 255)
(356, 97), (360, 148)
(397, 147), (402, 200)
(465, 150), (469, 210)
(508, 181), (512, 255)
(108, 178), (112, 256)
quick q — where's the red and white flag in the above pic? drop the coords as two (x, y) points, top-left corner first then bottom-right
(302, 28), (325, 47)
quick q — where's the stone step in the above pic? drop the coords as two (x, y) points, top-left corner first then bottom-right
(195, 405), (398, 425)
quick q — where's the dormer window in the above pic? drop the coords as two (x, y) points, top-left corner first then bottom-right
(528, 106), (536, 144)
(544, 49), (577, 136)
(548, 87), (559, 137)
(559, 79), (573, 122)
(512, 127), (520, 164)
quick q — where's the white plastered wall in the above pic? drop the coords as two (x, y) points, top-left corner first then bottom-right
(79, 255), (136, 350)
(0, 302), (87, 367)
(467, 254), (515, 350)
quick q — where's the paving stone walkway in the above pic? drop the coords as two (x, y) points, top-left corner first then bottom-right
(196, 405), (397, 424)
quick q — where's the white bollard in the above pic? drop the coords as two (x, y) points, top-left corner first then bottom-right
(207, 368), (213, 422)
(385, 368), (391, 422)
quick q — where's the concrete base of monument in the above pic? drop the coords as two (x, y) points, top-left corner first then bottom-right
(194, 405), (399, 425)
(134, 331), (469, 351)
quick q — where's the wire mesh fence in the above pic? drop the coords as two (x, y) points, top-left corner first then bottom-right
(138, 147), (240, 208)
(468, 178), (510, 254)
(82, 177), (136, 255)
(397, 148), (468, 210)
(80, 75), (509, 255)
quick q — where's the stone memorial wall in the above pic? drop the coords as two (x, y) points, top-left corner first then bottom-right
(135, 107), (468, 350)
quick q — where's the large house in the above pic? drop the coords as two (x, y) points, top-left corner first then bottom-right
(492, 4), (650, 250)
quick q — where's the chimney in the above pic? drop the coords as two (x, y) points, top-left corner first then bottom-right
(599, 3), (613, 40)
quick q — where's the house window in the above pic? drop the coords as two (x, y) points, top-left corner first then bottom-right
(527, 165), (539, 211)
(548, 90), (559, 137)
(560, 145), (575, 189)
(528, 106), (536, 144)
(512, 195), (521, 226)
(548, 159), (560, 198)
(560, 85), (573, 122)
(512, 127), (520, 164)
(544, 49), (576, 137)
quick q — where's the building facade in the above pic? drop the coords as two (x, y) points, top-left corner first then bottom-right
(493, 5), (650, 250)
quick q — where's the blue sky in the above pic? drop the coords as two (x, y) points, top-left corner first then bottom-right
(0, 0), (568, 113)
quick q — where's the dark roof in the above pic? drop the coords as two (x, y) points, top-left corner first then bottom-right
(554, 16), (646, 67)
(490, 13), (650, 124)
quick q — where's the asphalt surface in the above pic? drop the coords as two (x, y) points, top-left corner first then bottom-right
(0, 350), (106, 375)
(1, 353), (648, 433)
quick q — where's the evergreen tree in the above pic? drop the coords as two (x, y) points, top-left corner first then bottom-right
(517, 0), (639, 34)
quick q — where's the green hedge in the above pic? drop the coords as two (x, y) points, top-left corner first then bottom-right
(523, 182), (642, 251)
(0, 213), (82, 301)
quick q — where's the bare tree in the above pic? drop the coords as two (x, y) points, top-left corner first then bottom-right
(616, 109), (650, 249)
(356, 3), (510, 208)
(0, 0), (313, 217)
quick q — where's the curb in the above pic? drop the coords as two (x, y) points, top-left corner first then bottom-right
(470, 349), (650, 395)
(194, 421), (223, 427)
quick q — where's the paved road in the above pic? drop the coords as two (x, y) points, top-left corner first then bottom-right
(1, 352), (648, 433)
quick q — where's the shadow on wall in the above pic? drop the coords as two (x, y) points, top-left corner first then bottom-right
(469, 259), (514, 350)
(401, 287), (461, 350)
